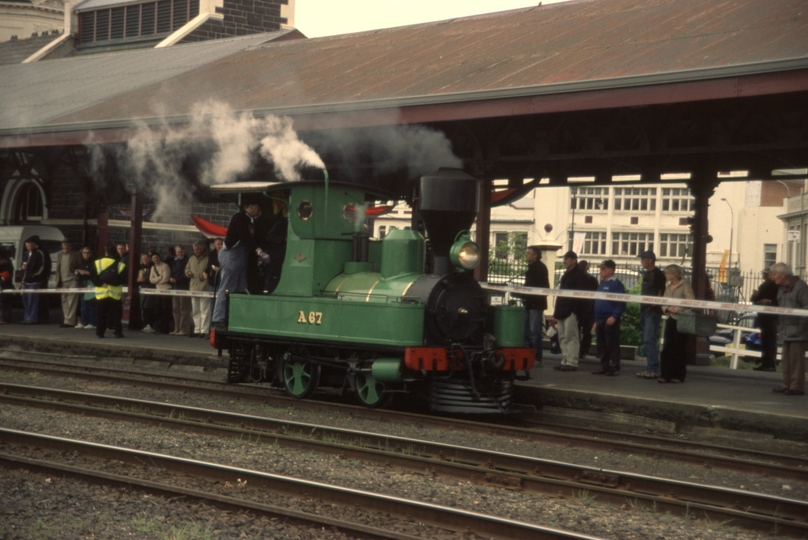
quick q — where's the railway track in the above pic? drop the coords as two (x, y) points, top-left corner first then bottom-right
(2, 356), (807, 481)
(1, 428), (595, 540)
(2, 382), (807, 536)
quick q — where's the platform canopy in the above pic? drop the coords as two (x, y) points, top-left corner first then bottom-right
(1, 0), (807, 188)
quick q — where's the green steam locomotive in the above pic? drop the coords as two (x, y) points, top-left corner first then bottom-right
(211, 168), (534, 413)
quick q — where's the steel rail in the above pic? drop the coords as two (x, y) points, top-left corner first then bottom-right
(0, 428), (600, 540)
(0, 452), (422, 540)
(2, 383), (807, 535)
(2, 357), (807, 479)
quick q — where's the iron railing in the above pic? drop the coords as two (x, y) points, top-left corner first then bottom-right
(487, 259), (767, 307)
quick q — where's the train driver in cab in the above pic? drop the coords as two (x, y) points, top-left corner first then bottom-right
(212, 193), (270, 326)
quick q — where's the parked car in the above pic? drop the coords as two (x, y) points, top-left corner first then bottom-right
(709, 313), (761, 362)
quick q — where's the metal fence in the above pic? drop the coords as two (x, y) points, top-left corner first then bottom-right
(486, 259), (764, 307)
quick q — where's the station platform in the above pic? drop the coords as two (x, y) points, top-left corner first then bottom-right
(0, 317), (805, 442)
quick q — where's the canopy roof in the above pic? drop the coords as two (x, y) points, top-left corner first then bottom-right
(1, 0), (807, 146)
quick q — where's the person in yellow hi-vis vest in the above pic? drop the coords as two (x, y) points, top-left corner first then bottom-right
(90, 244), (126, 339)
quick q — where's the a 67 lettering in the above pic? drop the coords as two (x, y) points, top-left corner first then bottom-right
(297, 311), (323, 325)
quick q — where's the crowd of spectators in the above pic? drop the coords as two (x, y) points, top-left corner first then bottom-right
(520, 247), (805, 396)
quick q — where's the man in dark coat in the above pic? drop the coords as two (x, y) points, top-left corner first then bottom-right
(577, 260), (599, 358)
(21, 235), (46, 325)
(751, 268), (779, 371)
(212, 194), (267, 325)
(637, 250), (667, 379)
(553, 250), (590, 371)
(518, 246), (549, 366)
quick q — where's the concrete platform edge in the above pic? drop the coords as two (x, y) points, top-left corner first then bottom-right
(515, 385), (808, 442)
(0, 336), (226, 369)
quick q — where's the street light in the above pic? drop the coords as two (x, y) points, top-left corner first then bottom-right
(721, 198), (733, 271)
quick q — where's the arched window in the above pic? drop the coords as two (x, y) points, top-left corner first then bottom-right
(1, 152), (49, 225)
(14, 181), (44, 222)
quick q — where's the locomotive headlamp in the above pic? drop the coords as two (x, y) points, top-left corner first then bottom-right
(450, 234), (480, 270)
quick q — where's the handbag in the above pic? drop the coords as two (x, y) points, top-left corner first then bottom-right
(676, 310), (718, 337)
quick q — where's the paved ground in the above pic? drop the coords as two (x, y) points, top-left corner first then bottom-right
(1, 311), (805, 440)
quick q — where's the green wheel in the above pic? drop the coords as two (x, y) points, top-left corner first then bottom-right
(281, 358), (320, 399)
(355, 371), (391, 408)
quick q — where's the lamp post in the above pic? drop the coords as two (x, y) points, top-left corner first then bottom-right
(721, 198), (733, 271)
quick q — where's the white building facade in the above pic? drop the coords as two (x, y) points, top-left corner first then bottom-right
(371, 179), (793, 288)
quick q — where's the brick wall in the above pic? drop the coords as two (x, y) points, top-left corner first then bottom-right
(180, 0), (288, 42)
(760, 179), (802, 207)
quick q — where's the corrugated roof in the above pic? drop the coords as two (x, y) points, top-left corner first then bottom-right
(0, 30), (298, 130)
(3, 0), (808, 135)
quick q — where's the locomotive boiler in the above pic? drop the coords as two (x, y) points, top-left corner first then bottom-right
(212, 168), (533, 413)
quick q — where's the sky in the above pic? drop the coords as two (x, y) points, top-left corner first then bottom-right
(295, 0), (572, 38)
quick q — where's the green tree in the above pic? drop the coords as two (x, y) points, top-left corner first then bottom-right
(619, 283), (643, 347)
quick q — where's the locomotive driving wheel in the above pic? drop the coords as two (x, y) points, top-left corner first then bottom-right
(280, 350), (320, 399)
(355, 370), (391, 409)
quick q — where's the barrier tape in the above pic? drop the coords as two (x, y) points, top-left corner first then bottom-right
(6, 281), (805, 317)
(480, 282), (808, 318)
(1, 287), (214, 298)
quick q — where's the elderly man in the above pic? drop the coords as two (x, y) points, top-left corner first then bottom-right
(770, 263), (806, 396)
(56, 239), (82, 328)
(552, 250), (589, 371)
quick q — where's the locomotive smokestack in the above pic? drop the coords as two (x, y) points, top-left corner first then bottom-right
(418, 168), (479, 275)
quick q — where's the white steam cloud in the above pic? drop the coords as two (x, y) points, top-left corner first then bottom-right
(88, 102), (462, 223)
(306, 121), (462, 180)
(90, 101), (324, 220)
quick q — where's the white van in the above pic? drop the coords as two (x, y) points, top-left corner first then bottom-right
(0, 226), (66, 287)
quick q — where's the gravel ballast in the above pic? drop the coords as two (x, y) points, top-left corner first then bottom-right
(1, 365), (803, 540)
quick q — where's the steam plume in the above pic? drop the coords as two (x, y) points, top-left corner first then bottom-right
(89, 101), (324, 220)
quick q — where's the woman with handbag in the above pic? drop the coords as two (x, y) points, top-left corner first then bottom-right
(659, 264), (695, 383)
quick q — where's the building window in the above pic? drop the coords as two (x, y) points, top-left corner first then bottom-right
(614, 188), (656, 212)
(78, 0), (200, 45)
(13, 181), (45, 222)
(378, 225), (387, 239)
(659, 233), (691, 258)
(611, 232), (654, 257)
(582, 232), (607, 255)
(630, 217), (639, 225)
(763, 244), (777, 270)
(662, 188), (695, 212)
(571, 187), (608, 211)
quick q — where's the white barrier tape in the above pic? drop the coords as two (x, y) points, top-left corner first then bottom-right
(2, 287), (99, 294)
(140, 289), (214, 298)
(1, 287), (214, 298)
(6, 280), (803, 316)
(481, 282), (808, 318)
